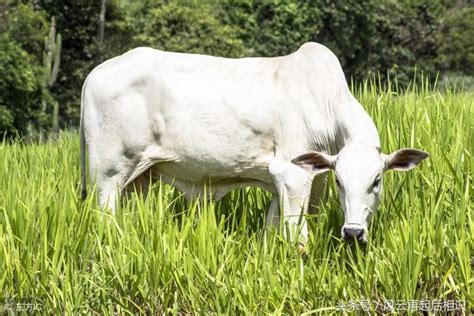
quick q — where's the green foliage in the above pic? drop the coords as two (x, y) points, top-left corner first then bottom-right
(0, 0), (473, 133)
(2, 3), (49, 61)
(437, 5), (474, 75)
(315, 0), (381, 80)
(35, 0), (105, 124)
(132, 2), (245, 57)
(0, 86), (472, 312)
(0, 2), (53, 136)
(0, 106), (14, 133)
(372, 1), (441, 83)
(439, 72), (474, 92)
(0, 36), (51, 135)
(220, 0), (321, 56)
(220, 0), (443, 83)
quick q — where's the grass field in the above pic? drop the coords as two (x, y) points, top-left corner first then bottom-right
(1, 82), (472, 314)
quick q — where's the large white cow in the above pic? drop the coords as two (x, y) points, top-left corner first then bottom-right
(80, 42), (428, 243)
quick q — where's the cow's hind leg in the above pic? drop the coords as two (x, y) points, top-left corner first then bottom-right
(103, 155), (178, 212)
(90, 149), (150, 214)
(308, 174), (327, 214)
(96, 172), (125, 214)
(96, 164), (154, 213)
(125, 169), (152, 199)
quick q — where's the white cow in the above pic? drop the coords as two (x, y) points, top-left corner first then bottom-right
(80, 42), (428, 243)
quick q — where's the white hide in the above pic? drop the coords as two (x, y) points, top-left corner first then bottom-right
(80, 42), (427, 243)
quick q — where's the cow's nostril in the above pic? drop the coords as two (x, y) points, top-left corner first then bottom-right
(343, 227), (364, 240)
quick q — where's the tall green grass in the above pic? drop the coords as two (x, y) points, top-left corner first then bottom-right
(0, 83), (472, 313)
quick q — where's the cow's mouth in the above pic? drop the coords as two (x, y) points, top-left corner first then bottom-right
(341, 224), (367, 242)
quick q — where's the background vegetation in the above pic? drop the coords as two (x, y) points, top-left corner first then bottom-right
(1, 82), (472, 313)
(0, 1), (472, 313)
(0, 0), (473, 136)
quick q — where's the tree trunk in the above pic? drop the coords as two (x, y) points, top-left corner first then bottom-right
(97, 0), (107, 62)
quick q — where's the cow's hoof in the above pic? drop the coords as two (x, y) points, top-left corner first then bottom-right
(298, 242), (309, 262)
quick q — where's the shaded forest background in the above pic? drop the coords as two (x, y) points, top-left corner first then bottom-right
(0, 0), (473, 136)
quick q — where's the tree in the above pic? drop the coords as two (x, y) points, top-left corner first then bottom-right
(437, 5), (474, 75)
(0, 2), (52, 136)
(131, 1), (246, 58)
(97, 0), (107, 63)
(1, 0), (471, 134)
(219, 0), (321, 57)
(0, 36), (51, 136)
(2, 3), (49, 62)
(35, 0), (104, 125)
(219, 0), (443, 84)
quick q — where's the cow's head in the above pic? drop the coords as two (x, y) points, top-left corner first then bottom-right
(292, 142), (428, 242)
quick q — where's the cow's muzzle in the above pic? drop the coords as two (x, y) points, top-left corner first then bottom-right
(341, 224), (367, 242)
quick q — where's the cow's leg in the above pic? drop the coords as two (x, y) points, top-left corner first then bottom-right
(91, 143), (178, 214)
(266, 196), (280, 227)
(97, 174), (122, 214)
(308, 174), (327, 214)
(126, 169), (152, 199)
(268, 159), (313, 244)
(90, 152), (144, 214)
(97, 166), (154, 213)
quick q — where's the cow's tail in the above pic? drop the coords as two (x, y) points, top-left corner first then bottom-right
(80, 82), (87, 201)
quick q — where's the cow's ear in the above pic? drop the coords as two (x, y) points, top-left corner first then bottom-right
(383, 148), (429, 171)
(292, 152), (336, 174)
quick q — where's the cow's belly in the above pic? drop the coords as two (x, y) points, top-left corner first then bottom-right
(151, 164), (277, 199)
(154, 158), (273, 185)
(157, 116), (272, 178)
(151, 141), (276, 198)
(148, 91), (276, 174)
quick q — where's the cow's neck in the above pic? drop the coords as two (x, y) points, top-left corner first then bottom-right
(283, 95), (380, 158)
(334, 99), (381, 152)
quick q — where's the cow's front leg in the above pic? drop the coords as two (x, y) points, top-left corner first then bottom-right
(269, 159), (313, 245)
(308, 174), (328, 214)
(266, 196), (280, 227)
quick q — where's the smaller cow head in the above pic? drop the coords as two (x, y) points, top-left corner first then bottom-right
(292, 142), (428, 242)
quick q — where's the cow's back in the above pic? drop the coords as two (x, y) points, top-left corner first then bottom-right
(82, 48), (285, 183)
(82, 43), (350, 186)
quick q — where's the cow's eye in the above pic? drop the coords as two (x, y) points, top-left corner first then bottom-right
(335, 178), (340, 187)
(373, 176), (381, 188)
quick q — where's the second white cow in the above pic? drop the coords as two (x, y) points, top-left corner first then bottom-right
(80, 42), (428, 243)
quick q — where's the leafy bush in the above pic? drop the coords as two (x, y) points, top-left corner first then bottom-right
(0, 36), (51, 136)
(3, 3), (49, 61)
(35, 0), (108, 125)
(133, 2), (246, 57)
(220, 0), (442, 83)
(0, 0), (472, 133)
(437, 6), (474, 75)
(220, 0), (322, 57)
